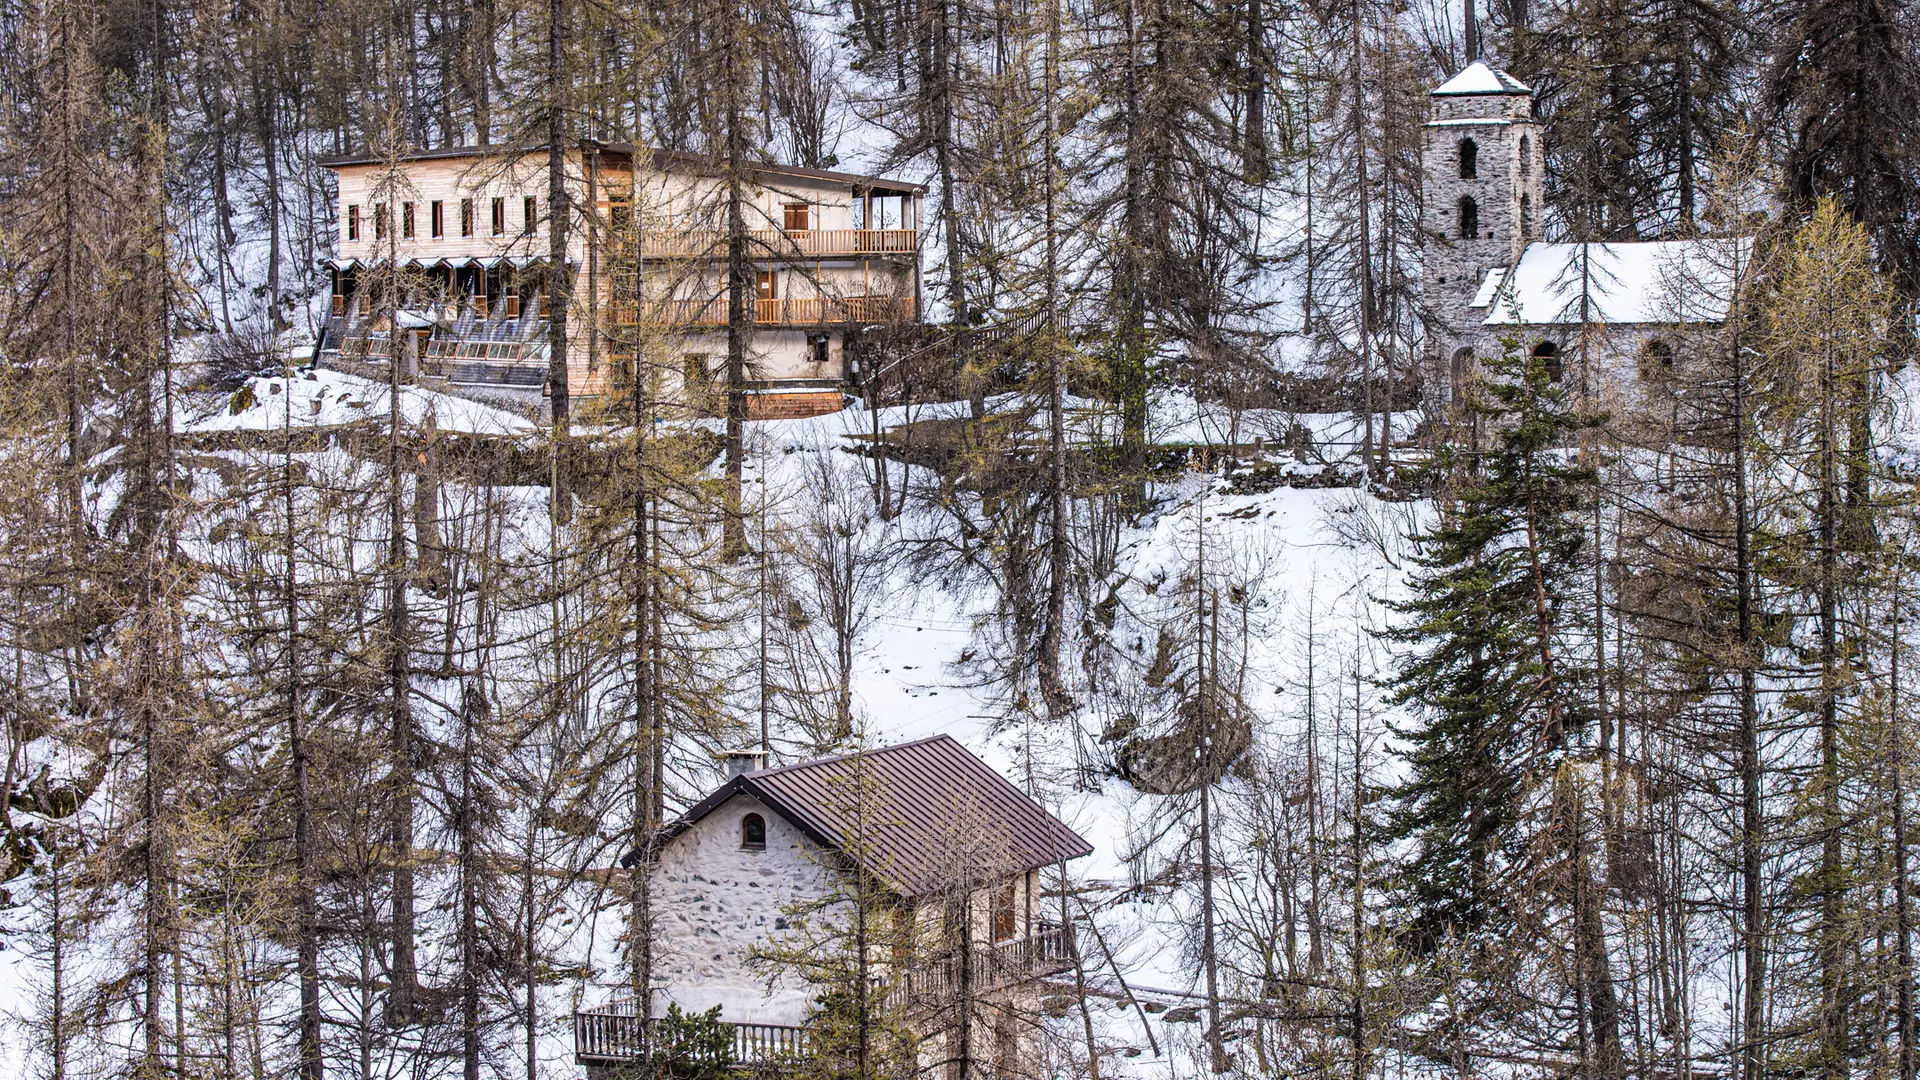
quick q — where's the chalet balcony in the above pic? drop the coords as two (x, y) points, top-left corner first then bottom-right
(886, 918), (1078, 1013)
(574, 1003), (809, 1070)
(573, 920), (1077, 1068)
(639, 228), (917, 259)
(611, 295), (916, 328)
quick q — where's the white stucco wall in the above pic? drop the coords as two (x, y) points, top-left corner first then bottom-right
(650, 792), (840, 1026)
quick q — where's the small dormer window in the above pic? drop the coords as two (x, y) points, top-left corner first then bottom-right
(741, 813), (766, 850)
(1458, 138), (1478, 179)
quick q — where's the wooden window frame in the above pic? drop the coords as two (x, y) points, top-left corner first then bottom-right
(491, 197), (506, 236)
(782, 201), (811, 232)
(373, 203), (388, 241)
(430, 201), (444, 239)
(401, 201), (415, 239)
(741, 813), (767, 850)
(461, 198), (475, 237)
(346, 204), (361, 241)
(523, 196), (537, 236)
(991, 880), (1016, 943)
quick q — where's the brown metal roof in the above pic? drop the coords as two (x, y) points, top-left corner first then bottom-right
(646, 735), (1092, 897)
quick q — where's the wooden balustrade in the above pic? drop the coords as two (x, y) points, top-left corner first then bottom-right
(611, 296), (916, 328)
(573, 1007), (811, 1067)
(885, 919), (1078, 1013)
(574, 920), (1077, 1066)
(641, 228), (917, 258)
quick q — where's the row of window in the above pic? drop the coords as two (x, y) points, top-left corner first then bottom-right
(346, 196), (538, 242)
(1455, 135), (1532, 180)
(1451, 193), (1532, 239)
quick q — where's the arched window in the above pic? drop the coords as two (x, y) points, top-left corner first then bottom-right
(1520, 193), (1534, 238)
(1451, 348), (1475, 404)
(1458, 196), (1480, 240)
(741, 813), (766, 850)
(1519, 135), (1532, 176)
(1459, 138), (1479, 179)
(1533, 341), (1563, 383)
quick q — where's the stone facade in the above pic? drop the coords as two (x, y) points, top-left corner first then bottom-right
(1421, 65), (1546, 395)
(650, 791), (839, 1025)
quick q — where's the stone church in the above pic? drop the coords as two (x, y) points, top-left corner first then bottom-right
(1422, 62), (1750, 400)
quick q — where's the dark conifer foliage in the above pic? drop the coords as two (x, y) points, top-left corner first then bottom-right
(1382, 341), (1598, 940)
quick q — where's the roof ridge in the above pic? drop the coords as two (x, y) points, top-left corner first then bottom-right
(744, 732), (958, 778)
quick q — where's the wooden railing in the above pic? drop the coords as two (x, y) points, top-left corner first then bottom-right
(886, 919), (1078, 1013)
(573, 1004), (811, 1067)
(575, 922), (1077, 1064)
(642, 228), (917, 258)
(612, 296), (916, 327)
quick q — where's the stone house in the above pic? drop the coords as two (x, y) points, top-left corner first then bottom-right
(317, 143), (925, 420)
(575, 734), (1094, 1077)
(1422, 62), (1750, 405)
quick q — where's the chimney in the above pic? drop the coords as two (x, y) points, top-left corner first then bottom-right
(722, 750), (769, 780)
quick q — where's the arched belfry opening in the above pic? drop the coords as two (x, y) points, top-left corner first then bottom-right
(1459, 138), (1478, 179)
(1458, 196), (1480, 239)
(1451, 348), (1475, 404)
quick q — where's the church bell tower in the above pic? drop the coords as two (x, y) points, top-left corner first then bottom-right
(1422, 62), (1545, 380)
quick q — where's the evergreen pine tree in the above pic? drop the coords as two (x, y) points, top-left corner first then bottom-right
(1380, 336), (1598, 942)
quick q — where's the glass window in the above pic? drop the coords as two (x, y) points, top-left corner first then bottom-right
(741, 813), (766, 850)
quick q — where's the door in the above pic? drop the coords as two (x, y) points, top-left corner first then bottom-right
(756, 271), (777, 321)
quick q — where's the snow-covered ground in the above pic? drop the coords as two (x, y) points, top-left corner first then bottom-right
(0, 369), (1459, 1078)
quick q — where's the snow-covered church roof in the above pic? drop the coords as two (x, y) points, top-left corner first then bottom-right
(1483, 238), (1753, 326)
(1433, 61), (1532, 96)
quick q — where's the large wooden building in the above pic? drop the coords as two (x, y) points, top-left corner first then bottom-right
(318, 143), (925, 419)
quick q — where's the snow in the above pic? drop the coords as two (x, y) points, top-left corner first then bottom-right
(1484, 237), (1753, 325)
(178, 367), (538, 436)
(731, 396), (1411, 1057)
(1469, 266), (1507, 308)
(1432, 61), (1532, 96)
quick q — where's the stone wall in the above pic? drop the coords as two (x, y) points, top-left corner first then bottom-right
(1421, 85), (1545, 399)
(650, 791), (840, 1025)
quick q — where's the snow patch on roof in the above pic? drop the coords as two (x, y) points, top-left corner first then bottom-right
(1433, 61), (1532, 96)
(1470, 267), (1508, 308)
(1484, 238), (1752, 325)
